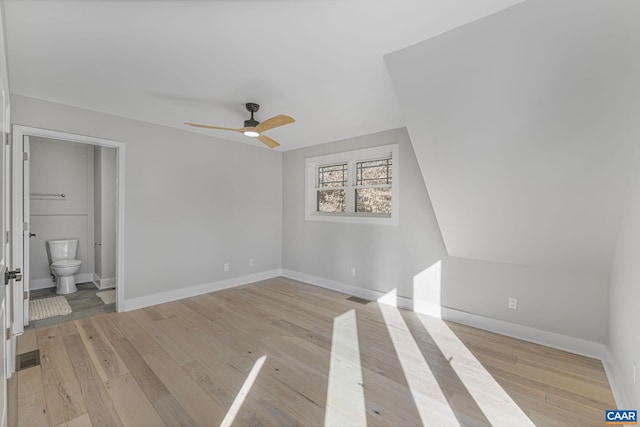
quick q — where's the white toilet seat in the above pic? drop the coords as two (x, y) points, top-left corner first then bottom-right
(52, 259), (82, 268)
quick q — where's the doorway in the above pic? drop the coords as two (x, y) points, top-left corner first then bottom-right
(11, 126), (125, 337)
(27, 137), (117, 329)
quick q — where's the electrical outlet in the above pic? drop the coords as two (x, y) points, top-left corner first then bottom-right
(508, 297), (518, 310)
(633, 362), (636, 385)
(351, 268), (356, 277)
(249, 258), (254, 267)
(224, 262), (229, 272)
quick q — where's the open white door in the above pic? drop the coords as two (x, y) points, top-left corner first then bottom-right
(0, 5), (10, 425)
(21, 137), (29, 326)
(10, 134), (25, 335)
(0, 90), (8, 427)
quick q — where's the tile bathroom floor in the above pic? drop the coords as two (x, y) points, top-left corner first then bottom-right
(26, 282), (116, 330)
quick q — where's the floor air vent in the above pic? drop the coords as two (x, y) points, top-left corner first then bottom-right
(347, 296), (371, 305)
(16, 350), (40, 371)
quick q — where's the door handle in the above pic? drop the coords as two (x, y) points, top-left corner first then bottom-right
(29, 233), (36, 238)
(5, 268), (22, 285)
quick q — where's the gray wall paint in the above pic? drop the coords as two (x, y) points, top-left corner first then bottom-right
(94, 146), (117, 284)
(94, 147), (102, 277)
(29, 137), (94, 288)
(13, 95), (283, 300)
(609, 164), (640, 408)
(282, 128), (447, 299)
(385, 0), (640, 271)
(442, 257), (608, 343)
(282, 127), (608, 343)
(17, 96), (611, 345)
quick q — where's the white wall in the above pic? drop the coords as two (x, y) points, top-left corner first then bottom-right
(282, 127), (609, 347)
(282, 128), (447, 299)
(94, 147), (102, 278)
(385, 0), (640, 272)
(442, 256), (608, 343)
(29, 137), (94, 289)
(608, 163), (640, 408)
(13, 95), (282, 301)
(94, 146), (117, 287)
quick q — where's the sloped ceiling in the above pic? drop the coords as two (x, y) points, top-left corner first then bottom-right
(385, 0), (640, 271)
(2, 0), (522, 150)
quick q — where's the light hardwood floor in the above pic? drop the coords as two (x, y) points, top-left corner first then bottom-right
(9, 277), (616, 426)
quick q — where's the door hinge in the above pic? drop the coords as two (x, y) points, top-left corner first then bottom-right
(23, 291), (28, 300)
(23, 151), (29, 161)
(5, 328), (9, 339)
(5, 132), (9, 145)
(23, 222), (29, 231)
(5, 230), (8, 244)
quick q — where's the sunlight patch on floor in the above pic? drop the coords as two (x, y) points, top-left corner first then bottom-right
(417, 314), (535, 426)
(220, 355), (267, 427)
(379, 290), (460, 427)
(324, 309), (367, 427)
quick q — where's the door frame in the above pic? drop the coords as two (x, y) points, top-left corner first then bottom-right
(11, 126), (125, 338)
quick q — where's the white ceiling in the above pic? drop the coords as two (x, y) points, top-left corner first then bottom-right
(3, 0), (522, 150)
(386, 0), (640, 271)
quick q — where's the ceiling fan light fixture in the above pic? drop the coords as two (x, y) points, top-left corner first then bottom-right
(243, 130), (260, 137)
(186, 102), (294, 148)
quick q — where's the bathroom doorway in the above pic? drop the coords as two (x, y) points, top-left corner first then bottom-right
(11, 126), (125, 335)
(28, 138), (116, 328)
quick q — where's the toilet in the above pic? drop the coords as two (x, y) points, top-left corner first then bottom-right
(46, 239), (82, 294)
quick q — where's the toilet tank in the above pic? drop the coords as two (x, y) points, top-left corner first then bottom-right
(46, 239), (79, 262)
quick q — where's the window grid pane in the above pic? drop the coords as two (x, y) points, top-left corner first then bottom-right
(317, 189), (346, 213)
(318, 163), (348, 188)
(356, 188), (392, 214)
(356, 159), (392, 186)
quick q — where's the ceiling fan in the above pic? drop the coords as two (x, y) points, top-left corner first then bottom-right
(185, 103), (294, 148)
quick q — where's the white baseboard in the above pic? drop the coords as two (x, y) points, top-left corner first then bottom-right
(282, 269), (608, 362)
(281, 269), (413, 310)
(602, 351), (633, 410)
(77, 273), (94, 284)
(441, 307), (608, 360)
(29, 277), (55, 290)
(122, 268), (615, 386)
(94, 274), (115, 290)
(31, 272), (95, 290)
(30, 272), (95, 290)
(122, 269), (282, 312)
(100, 278), (116, 289)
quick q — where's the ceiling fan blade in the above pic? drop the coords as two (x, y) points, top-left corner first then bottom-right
(257, 134), (280, 149)
(256, 115), (295, 133)
(185, 122), (243, 132)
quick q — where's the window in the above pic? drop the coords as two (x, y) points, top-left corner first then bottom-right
(305, 144), (399, 225)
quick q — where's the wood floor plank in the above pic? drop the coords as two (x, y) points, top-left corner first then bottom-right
(37, 326), (88, 426)
(15, 277), (617, 427)
(75, 317), (129, 382)
(16, 329), (38, 355)
(62, 332), (123, 427)
(151, 394), (198, 427)
(7, 373), (18, 427)
(56, 414), (93, 427)
(92, 316), (170, 403)
(16, 366), (49, 427)
(127, 308), (195, 366)
(104, 373), (166, 427)
(116, 311), (229, 426)
(55, 413), (93, 427)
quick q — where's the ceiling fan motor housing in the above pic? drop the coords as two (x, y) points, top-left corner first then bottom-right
(244, 102), (260, 127)
(244, 118), (260, 128)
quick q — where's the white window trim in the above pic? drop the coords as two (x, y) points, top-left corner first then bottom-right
(305, 143), (399, 225)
